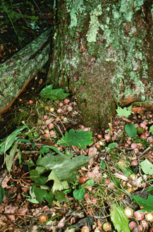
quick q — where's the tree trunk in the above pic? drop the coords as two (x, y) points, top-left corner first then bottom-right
(0, 28), (51, 114)
(47, 0), (153, 129)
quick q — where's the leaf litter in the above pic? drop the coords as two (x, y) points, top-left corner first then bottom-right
(0, 86), (153, 231)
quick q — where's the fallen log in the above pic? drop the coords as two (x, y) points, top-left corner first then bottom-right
(0, 28), (51, 115)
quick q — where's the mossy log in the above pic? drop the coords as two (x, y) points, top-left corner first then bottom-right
(47, 0), (153, 129)
(0, 28), (51, 114)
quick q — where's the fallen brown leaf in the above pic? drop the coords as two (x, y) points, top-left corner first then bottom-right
(87, 166), (102, 181)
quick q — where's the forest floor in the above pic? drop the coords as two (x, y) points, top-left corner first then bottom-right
(0, 81), (153, 232)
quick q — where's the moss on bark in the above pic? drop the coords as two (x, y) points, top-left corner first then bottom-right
(47, 0), (153, 128)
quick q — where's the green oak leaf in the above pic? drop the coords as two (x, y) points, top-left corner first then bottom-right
(131, 194), (153, 212)
(33, 185), (54, 206)
(55, 191), (68, 202)
(57, 129), (93, 149)
(47, 170), (69, 192)
(37, 153), (91, 181)
(145, 186), (153, 192)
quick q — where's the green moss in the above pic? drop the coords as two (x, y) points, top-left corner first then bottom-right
(86, 4), (102, 43)
(47, 0), (153, 128)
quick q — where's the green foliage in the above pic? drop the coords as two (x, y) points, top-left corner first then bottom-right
(47, 170), (69, 192)
(117, 165), (133, 177)
(57, 129), (93, 149)
(0, 0), (41, 49)
(73, 186), (85, 200)
(108, 142), (117, 149)
(137, 127), (144, 134)
(105, 142), (117, 153)
(55, 191), (68, 202)
(133, 137), (149, 148)
(116, 106), (132, 118)
(146, 186), (153, 192)
(5, 141), (18, 172)
(131, 194), (153, 212)
(100, 160), (106, 172)
(0, 186), (5, 205)
(125, 123), (137, 137)
(110, 205), (130, 232)
(40, 84), (69, 100)
(33, 185), (54, 206)
(140, 159), (153, 175)
(36, 153), (91, 181)
(0, 125), (26, 154)
(149, 125), (153, 135)
(28, 149), (91, 205)
(86, 4), (102, 43)
(86, 180), (94, 186)
(27, 187), (39, 204)
(39, 146), (50, 154)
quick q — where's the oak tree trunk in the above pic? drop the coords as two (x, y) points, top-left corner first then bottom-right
(47, 0), (153, 129)
(0, 28), (51, 114)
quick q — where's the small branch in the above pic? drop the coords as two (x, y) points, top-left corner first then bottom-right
(54, 122), (63, 136)
(138, 146), (151, 159)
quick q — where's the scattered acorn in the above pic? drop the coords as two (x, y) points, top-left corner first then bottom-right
(49, 107), (54, 112)
(145, 213), (153, 222)
(29, 100), (34, 104)
(97, 134), (102, 139)
(81, 226), (90, 232)
(38, 214), (48, 223)
(118, 160), (125, 167)
(78, 176), (88, 184)
(50, 130), (56, 138)
(45, 120), (51, 125)
(129, 221), (137, 230)
(131, 160), (138, 166)
(124, 207), (134, 218)
(134, 211), (144, 221)
(64, 99), (70, 104)
(102, 222), (112, 231)
(129, 174), (137, 180)
(48, 123), (54, 130)
(140, 219), (148, 230)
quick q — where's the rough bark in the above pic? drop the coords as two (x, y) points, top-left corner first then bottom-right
(47, 0), (153, 129)
(0, 28), (51, 114)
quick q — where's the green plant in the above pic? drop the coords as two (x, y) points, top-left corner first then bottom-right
(73, 186), (85, 200)
(57, 129), (93, 149)
(149, 125), (153, 135)
(140, 159), (153, 175)
(131, 194), (153, 212)
(125, 123), (137, 137)
(105, 142), (117, 153)
(116, 105), (132, 118)
(0, 125), (27, 171)
(0, 186), (5, 204)
(40, 84), (70, 100)
(111, 205), (130, 232)
(115, 99), (149, 118)
(1, 0), (22, 47)
(28, 148), (91, 205)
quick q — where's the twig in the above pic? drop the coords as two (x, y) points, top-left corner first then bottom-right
(54, 122), (63, 136)
(0, 213), (33, 217)
(138, 146), (151, 159)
